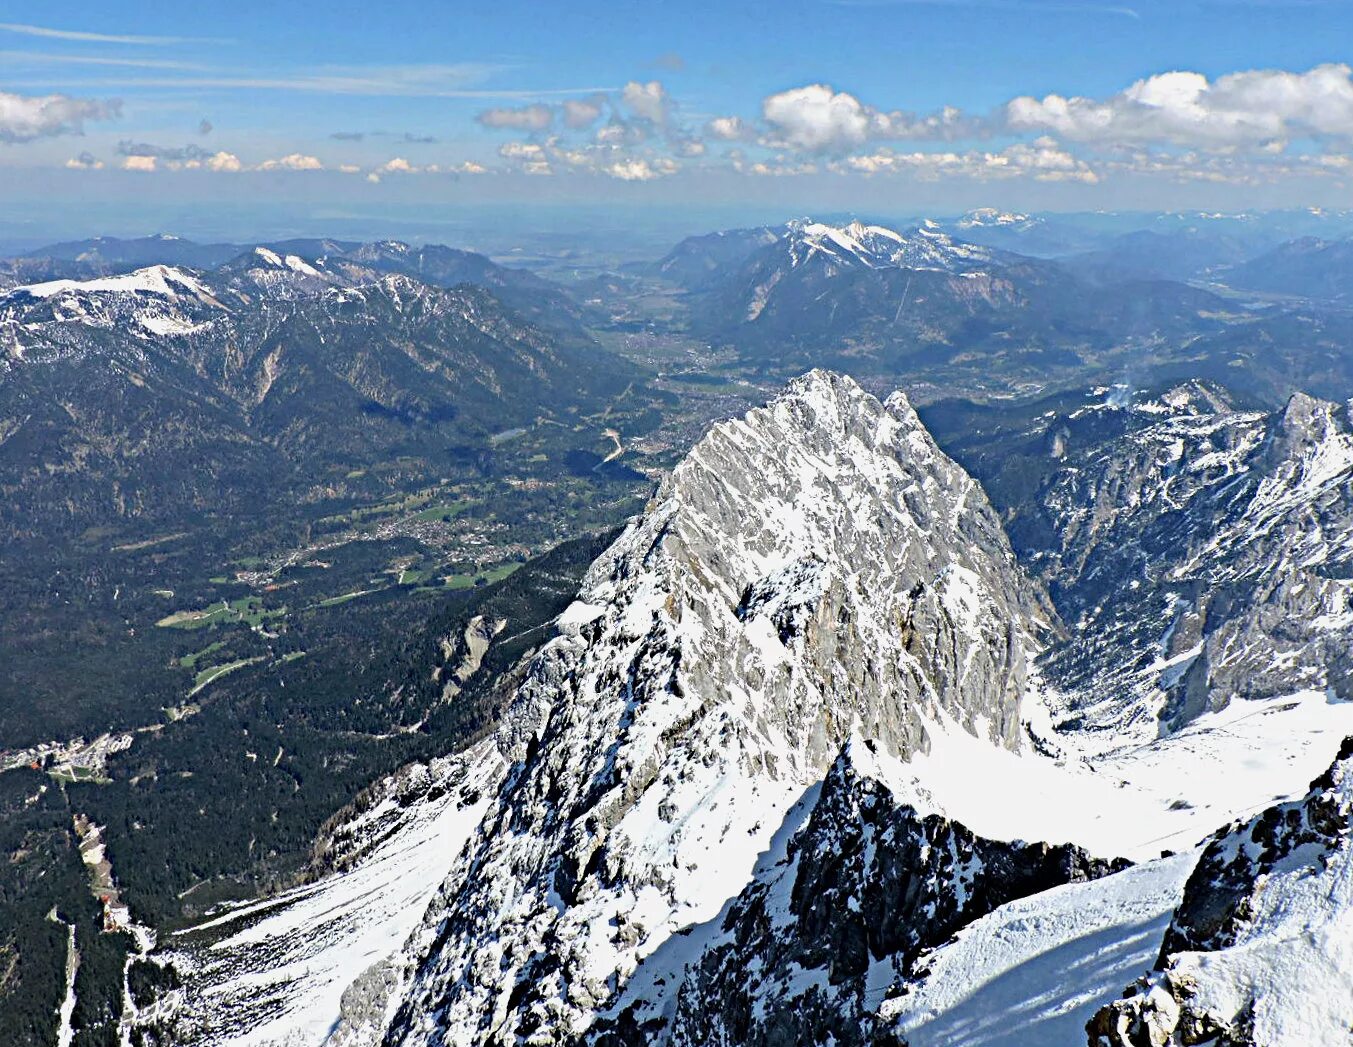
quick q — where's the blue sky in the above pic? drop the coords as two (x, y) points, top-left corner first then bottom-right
(3, 0), (1353, 236)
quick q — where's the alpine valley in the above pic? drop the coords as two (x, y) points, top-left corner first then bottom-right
(5, 212), (1353, 1047)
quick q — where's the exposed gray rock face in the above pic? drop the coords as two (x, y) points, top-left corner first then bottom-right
(1033, 384), (1353, 743)
(634, 740), (1125, 1047)
(374, 370), (1053, 1046)
(1087, 737), (1353, 1047)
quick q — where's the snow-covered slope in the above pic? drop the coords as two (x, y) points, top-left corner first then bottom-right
(134, 743), (505, 1047)
(657, 738), (1127, 1047)
(884, 853), (1198, 1047)
(367, 370), (1053, 1045)
(0, 264), (228, 351)
(955, 208), (1036, 230)
(1089, 737), (1353, 1047)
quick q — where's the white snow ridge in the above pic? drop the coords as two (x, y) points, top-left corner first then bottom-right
(139, 371), (1353, 1047)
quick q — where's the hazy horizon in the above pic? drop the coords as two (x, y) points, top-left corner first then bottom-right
(4, 1), (1353, 245)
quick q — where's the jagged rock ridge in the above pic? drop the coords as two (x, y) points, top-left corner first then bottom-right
(649, 740), (1125, 1047)
(371, 370), (1054, 1045)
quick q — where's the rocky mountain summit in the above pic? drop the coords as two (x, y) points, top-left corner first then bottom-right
(371, 369), (1052, 1045)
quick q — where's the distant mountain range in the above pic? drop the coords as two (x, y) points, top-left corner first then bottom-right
(0, 234), (592, 340)
(1225, 234), (1353, 301)
(0, 252), (634, 547)
(672, 218), (1229, 375)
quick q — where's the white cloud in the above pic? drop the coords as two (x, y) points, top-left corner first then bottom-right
(595, 119), (648, 145)
(121, 154), (155, 171)
(0, 90), (119, 143)
(989, 137), (1100, 182)
(706, 115), (753, 141)
(366, 156), (447, 182)
(1006, 63), (1353, 151)
(207, 150), (241, 172)
(762, 84), (871, 151)
(256, 152), (323, 170)
(64, 151), (102, 169)
(759, 84), (976, 153)
(339, 163), (361, 173)
(562, 98), (603, 129)
(452, 160), (488, 174)
(478, 103), (553, 131)
(835, 138), (1097, 183)
(733, 156), (819, 177)
(621, 80), (669, 124)
(603, 156), (676, 180)
(499, 140), (551, 175)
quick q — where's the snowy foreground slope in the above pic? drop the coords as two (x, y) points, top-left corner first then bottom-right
(144, 372), (1353, 1047)
(1089, 738), (1353, 1047)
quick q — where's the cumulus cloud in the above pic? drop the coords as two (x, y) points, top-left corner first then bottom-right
(595, 118), (648, 145)
(499, 140), (551, 175)
(206, 150), (241, 172)
(762, 84), (872, 151)
(478, 103), (553, 131)
(706, 115), (754, 141)
(121, 154), (156, 171)
(365, 156), (464, 181)
(603, 156), (676, 180)
(257, 153), (324, 170)
(0, 90), (120, 143)
(731, 156), (819, 177)
(759, 84), (976, 153)
(64, 151), (102, 170)
(621, 80), (669, 124)
(835, 138), (1098, 183)
(562, 98), (604, 129)
(1005, 63), (1353, 151)
(496, 135), (680, 181)
(988, 137), (1100, 182)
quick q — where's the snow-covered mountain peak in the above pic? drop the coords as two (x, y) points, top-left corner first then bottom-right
(6, 264), (212, 303)
(369, 370), (1052, 1045)
(0, 264), (226, 345)
(956, 207), (1036, 229)
(781, 219), (997, 274)
(246, 245), (322, 275)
